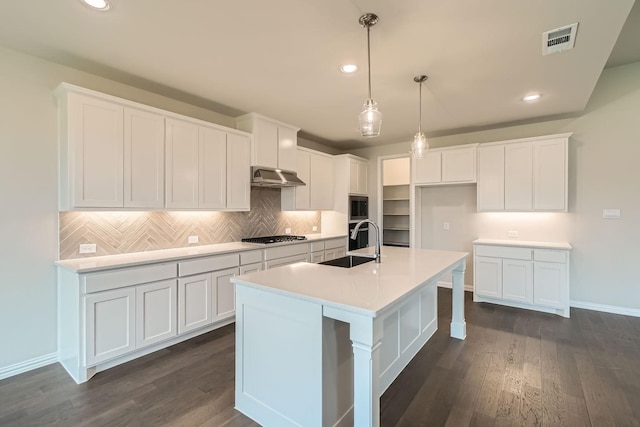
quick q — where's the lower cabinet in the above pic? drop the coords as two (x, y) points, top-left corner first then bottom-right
(473, 242), (570, 317)
(177, 273), (212, 334)
(135, 280), (178, 349)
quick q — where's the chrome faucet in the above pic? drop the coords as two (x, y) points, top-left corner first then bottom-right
(350, 219), (381, 263)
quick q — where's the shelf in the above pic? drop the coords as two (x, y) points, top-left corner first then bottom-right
(383, 213), (410, 216)
(383, 227), (409, 231)
(383, 198), (409, 201)
(383, 241), (410, 247)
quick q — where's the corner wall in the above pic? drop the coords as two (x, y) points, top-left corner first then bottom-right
(351, 61), (640, 313)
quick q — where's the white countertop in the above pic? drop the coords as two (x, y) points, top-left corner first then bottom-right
(473, 238), (572, 250)
(56, 233), (347, 273)
(231, 246), (467, 317)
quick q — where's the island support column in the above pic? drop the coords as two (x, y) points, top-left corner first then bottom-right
(450, 259), (467, 339)
(323, 307), (383, 427)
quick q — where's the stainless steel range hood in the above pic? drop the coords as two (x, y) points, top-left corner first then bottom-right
(251, 166), (306, 187)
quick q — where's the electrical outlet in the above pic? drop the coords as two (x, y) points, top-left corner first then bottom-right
(79, 243), (96, 254)
(188, 235), (199, 244)
(312, 226), (318, 232)
(508, 230), (519, 238)
(603, 209), (621, 219)
(443, 222), (450, 230)
(285, 228), (291, 234)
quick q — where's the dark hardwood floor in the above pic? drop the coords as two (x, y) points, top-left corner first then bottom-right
(1, 288), (639, 426)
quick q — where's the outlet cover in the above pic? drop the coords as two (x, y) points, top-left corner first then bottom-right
(79, 243), (96, 254)
(285, 228), (291, 234)
(443, 222), (450, 230)
(508, 231), (519, 238)
(188, 235), (199, 244)
(603, 209), (621, 219)
(312, 226), (318, 232)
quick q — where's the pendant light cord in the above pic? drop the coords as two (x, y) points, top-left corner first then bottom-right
(367, 25), (372, 99)
(418, 81), (422, 133)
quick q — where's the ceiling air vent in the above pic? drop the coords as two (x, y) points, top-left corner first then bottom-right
(542, 23), (579, 55)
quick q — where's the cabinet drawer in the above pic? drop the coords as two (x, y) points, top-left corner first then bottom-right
(240, 250), (263, 265)
(310, 241), (325, 252)
(83, 263), (177, 293)
(533, 249), (567, 263)
(324, 238), (346, 250)
(475, 245), (531, 260)
(264, 243), (310, 261)
(178, 253), (239, 277)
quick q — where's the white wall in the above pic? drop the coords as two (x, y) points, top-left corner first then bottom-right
(351, 61), (640, 312)
(0, 46), (240, 372)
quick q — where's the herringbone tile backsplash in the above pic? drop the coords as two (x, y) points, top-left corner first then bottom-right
(59, 187), (321, 259)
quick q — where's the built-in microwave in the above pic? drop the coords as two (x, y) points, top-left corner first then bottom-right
(349, 195), (368, 221)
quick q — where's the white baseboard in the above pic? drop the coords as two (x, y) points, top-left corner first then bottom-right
(437, 281), (474, 292)
(0, 352), (58, 381)
(570, 300), (640, 318)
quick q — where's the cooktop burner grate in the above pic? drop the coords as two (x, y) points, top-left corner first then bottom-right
(241, 235), (307, 244)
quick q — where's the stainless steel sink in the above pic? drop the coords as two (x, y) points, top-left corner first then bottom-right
(319, 255), (375, 268)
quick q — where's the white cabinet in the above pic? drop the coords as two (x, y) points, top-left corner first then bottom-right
(166, 118), (251, 210)
(124, 107), (165, 209)
(473, 241), (571, 317)
(58, 90), (124, 209)
(349, 158), (368, 195)
(282, 148), (334, 211)
(236, 113), (299, 171)
(85, 287), (136, 366)
(412, 144), (477, 186)
(177, 273), (212, 334)
(477, 134), (570, 212)
(135, 279), (177, 348)
(324, 237), (347, 260)
(264, 243), (310, 269)
(212, 267), (238, 321)
(310, 252), (324, 263)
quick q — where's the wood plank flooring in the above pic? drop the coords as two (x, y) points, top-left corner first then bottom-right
(1, 288), (639, 426)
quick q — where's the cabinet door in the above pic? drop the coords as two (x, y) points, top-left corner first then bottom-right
(124, 107), (165, 208)
(504, 142), (533, 211)
(177, 273), (212, 334)
(165, 119), (199, 208)
(252, 118), (278, 168)
(85, 287), (136, 366)
(533, 261), (566, 308)
(324, 248), (346, 261)
(413, 151), (441, 185)
(442, 146), (476, 183)
(502, 259), (533, 303)
(310, 252), (324, 263)
(227, 133), (251, 210)
(135, 280), (177, 348)
(349, 159), (368, 194)
(533, 138), (567, 211)
(212, 267), (239, 322)
(264, 254), (310, 269)
(278, 126), (298, 172)
(239, 262), (263, 274)
(477, 146), (505, 211)
(295, 150), (311, 209)
(69, 93), (124, 208)
(199, 126), (227, 209)
(310, 152), (334, 210)
(474, 256), (502, 298)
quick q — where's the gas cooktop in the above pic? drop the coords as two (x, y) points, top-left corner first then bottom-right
(241, 235), (307, 245)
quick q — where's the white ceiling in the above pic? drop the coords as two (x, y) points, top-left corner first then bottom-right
(1, 0), (638, 150)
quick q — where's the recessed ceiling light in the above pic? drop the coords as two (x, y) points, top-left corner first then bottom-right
(340, 64), (358, 73)
(81, 0), (110, 10)
(522, 93), (541, 102)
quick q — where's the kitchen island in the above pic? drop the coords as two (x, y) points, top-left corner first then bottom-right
(231, 246), (467, 427)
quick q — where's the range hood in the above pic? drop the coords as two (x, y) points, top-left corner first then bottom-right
(251, 166), (306, 187)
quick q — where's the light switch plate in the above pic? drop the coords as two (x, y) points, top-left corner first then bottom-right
(285, 228), (291, 234)
(79, 243), (96, 254)
(188, 235), (199, 244)
(312, 226), (318, 232)
(603, 209), (621, 219)
(508, 231), (519, 238)
(443, 222), (450, 230)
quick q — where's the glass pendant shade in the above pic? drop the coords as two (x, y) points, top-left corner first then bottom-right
(359, 98), (382, 138)
(411, 132), (428, 159)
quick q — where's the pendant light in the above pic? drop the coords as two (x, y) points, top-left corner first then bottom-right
(410, 75), (429, 158)
(358, 13), (382, 138)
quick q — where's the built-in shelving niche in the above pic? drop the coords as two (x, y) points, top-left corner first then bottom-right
(383, 184), (410, 247)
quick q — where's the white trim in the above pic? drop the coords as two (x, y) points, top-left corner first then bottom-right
(570, 300), (640, 318)
(437, 280), (474, 292)
(0, 352), (58, 381)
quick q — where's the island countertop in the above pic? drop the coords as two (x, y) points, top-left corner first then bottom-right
(231, 246), (467, 317)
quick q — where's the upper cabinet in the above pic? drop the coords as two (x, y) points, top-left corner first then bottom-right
(166, 118), (250, 211)
(235, 113), (299, 171)
(476, 133), (570, 212)
(56, 83), (251, 211)
(349, 158), (368, 195)
(281, 148), (334, 211)
(412, 144), (478, 186)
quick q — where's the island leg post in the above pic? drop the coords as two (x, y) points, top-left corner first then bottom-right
(450, 260), (467, 340)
